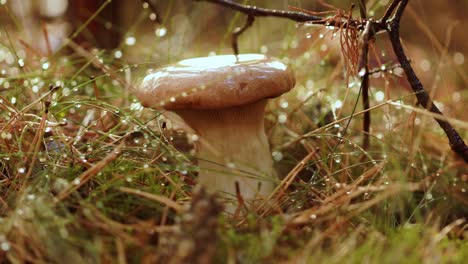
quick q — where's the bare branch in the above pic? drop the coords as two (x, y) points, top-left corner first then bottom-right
(232, 15), (255, 56)
(388, 0), (468, 162)
(357, 0), (367, 19)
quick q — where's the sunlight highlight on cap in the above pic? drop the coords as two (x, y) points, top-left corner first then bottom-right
(178, 54), (266, 68)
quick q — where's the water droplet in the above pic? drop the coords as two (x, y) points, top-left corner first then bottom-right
(260, 45), (268, 54)
(453, 52), (464, 65)
(306, 33), (312, 39)
(143, 164), (149, 169)
(333, 100), (343, 109)
(73, 178), (81, 185)
(18, 167), (26, 174)
(319, 33), (324, 39)
(393, 67), (404, 76)
(320, 44), (327, 51)
(31, 85), (40, 93)
(27, 194), (36, 200)
(149, 13), (157, 21)
(1, 132), (12, 140)
(452, 92), (461, 102)
(419, 59), (431, 72)
(374, 91), (385, 102)
(42, 62), (50, 70)
(125, 36), (136, 46)
(190, 134), (199, 142)
(278, 112), (288, 123)
(0, 242), (10, 251)
(130, 102), (143, 111)
(426, 192), (433, 200)
(272, 151), (283, 161)
(226, 162), (236, 169)
(114, 50), (122, 59)
(155, 27), (167, 37)
(280, 100), (289, 109)
(142, 2), (149, 8)
(358, 68), (367, 77)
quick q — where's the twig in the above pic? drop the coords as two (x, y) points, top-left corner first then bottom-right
(195, 0), (344, 25)
(387, 0), (468, 162)
(119, 187), (184, 213)
(41, 21), (52, 56)
(357, 0), (367, 19)
(359, 21), (373, 150)
(231, 15), (255, 56)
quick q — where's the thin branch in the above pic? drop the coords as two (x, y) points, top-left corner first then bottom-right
(194, 0), (355, 27)
(232, 15), (255, 56)
(388, 0), (468, 162)
(357, 0), (367, 19)
(381, 0), (401, 23)
(357, 0), (371, 150)
(359, 21), (373, 150)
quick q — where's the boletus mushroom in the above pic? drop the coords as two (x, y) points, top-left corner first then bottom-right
(136, 54), (295, 210)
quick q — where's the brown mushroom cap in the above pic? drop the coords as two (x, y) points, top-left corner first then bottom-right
(136, 54), (295, 110)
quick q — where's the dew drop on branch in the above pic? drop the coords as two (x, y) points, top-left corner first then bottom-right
(358, 68), (367, 77)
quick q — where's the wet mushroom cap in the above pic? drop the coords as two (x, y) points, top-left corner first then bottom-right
(137, 54), (295, 110)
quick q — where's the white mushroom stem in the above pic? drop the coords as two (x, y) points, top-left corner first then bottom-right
(175, 99), (276, 207)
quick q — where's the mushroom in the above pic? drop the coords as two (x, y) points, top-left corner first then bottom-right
(136, 54), (295, 210)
